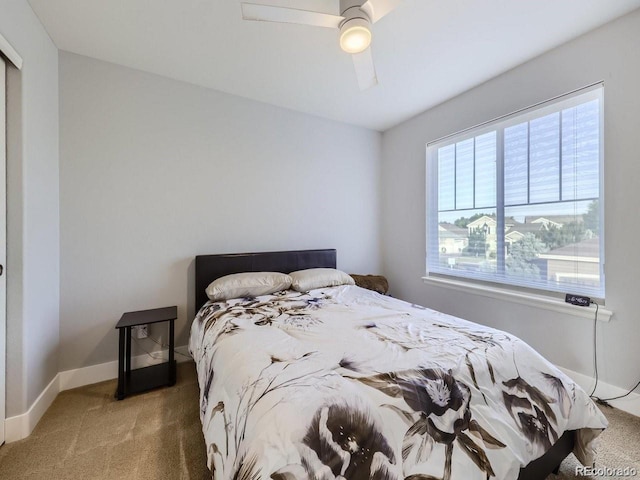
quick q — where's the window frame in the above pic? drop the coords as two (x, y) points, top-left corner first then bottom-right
(426, 83), (605, 300)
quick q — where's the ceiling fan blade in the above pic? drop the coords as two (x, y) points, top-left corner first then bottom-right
(352, 47), (378, 91)
(241, 3), (343, 28)
(361, 0), (402, 23)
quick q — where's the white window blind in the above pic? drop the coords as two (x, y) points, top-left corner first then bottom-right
(426, 84), (604, 298)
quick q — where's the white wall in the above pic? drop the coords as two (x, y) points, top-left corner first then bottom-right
(59, 52), (381, 371)
(0, 0), (60, 417)
(381, 10), (640, 392)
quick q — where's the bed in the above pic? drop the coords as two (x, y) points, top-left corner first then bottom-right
(189, 249), (607, 480)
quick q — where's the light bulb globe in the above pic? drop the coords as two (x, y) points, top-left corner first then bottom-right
(339, 19), (371, 54)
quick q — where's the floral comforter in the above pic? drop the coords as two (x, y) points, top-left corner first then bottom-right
(189, 285), (607, 480)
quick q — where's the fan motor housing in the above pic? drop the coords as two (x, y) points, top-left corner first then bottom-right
(340, 0), (371, 23)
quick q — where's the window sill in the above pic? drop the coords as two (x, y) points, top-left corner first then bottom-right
(421, 276), (612, 322)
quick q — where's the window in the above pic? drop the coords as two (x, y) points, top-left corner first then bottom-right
(426, 85), (604, 298)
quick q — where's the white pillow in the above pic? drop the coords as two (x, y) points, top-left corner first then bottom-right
(289, 268), (354, 292)
(206, 272), (292, 301)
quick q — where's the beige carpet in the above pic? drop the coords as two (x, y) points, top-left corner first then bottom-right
(0, 362), (638, 479)
(0, 362), (209, 480)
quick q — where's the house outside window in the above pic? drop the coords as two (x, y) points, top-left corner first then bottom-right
(426, 84), (604, 299)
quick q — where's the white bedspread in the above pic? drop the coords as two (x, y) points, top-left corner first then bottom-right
(189, 285), (607, 480)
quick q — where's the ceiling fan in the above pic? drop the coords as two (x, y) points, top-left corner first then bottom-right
(240, 0), (402, 90)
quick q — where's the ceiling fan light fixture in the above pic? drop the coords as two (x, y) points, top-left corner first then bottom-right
(339, 18), (372, 54)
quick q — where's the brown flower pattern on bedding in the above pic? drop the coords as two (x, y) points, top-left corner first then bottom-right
(189, 285), (608, 480)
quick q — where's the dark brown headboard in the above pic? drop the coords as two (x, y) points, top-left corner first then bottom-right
(195, 249), (337, 310)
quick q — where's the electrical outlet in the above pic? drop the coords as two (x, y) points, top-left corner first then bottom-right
(134, 325), (148, 339)
(565, 293), (591, 307)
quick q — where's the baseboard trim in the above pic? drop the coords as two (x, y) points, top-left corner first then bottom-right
(60, 345), (192, 391)
(558, 366), (640, 417)
(4, 345), (192, 443)
(4, 372), (60, 443)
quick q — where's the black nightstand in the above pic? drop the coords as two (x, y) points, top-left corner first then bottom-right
(115, 306), (177, 400)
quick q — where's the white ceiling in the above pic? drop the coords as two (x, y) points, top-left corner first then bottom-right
(28, 0), (640, 131)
